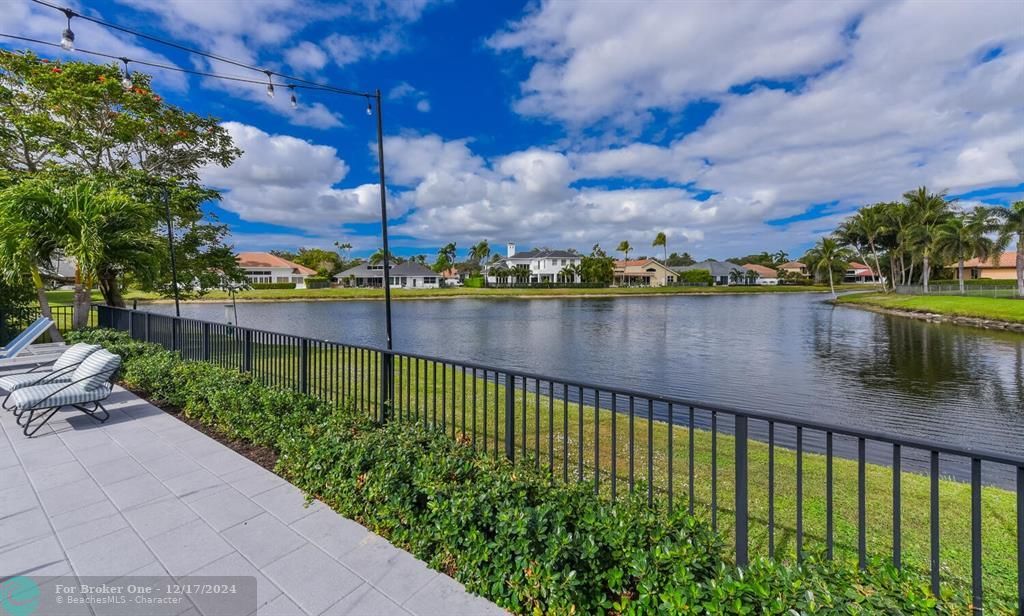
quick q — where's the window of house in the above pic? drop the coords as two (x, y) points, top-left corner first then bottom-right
(424, 277), (436, 284)
(276, 277), (289, 283)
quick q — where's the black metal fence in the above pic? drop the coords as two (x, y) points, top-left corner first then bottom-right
(97, 305), (1022, 612)
(0, 305), (79, 345)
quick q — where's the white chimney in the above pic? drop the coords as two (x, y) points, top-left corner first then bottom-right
(507, 242), (516, 258)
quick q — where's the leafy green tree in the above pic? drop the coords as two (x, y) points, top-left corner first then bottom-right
(0, 183), (63, 340)
(934, 209), (994, 294)
(291, 247), (343, 278)
(992, 200), (1024, 296)
(0, 277), (34, 344)
(0, 51), (241, 305)
(510, 264), (531, 284)
(652, 232), (667, 262)
(469, 240), (490, 265)
(666, 252), (695, 267)
(804, 237), (851, 297)
(434, 242), (457, 273)
(581, 244), (614, 285)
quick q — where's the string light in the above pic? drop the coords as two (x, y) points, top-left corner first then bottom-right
(366, 100), (373, 116)
(120, 57), (132, 89)
(288, 85), (297, 109)
(59, 8), (75, 51)
(264, 70), (274, 98)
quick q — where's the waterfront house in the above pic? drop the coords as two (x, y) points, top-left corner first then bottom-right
(675, 260), (750, 285)
(613, 259), (677, 287)
(843, 261), (878, 283)
(440, 267), (463, 287)
(741, 263), (780, 285)
(237, 252), (316, 288)
(485, 242), (582, 283)
(334, 262), (439, 288)
(949, 252), (1019, 280)
(778, 261), (809, 276)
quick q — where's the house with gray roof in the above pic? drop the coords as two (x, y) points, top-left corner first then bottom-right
(674, 260), (752, 286)
(333, 262), (440, 289)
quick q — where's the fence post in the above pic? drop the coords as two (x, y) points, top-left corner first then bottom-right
(127, 309), (134, 339)
(243, 330), (252, 372)
(379, 352), (392, 424)
(202, 322), (210, 360)
(299, 338), (309, 395)
(144, 312), (151, 343)
(735, 415), (749, 567)
(171, 318), (178, 352)
(504, 373), (515, 462)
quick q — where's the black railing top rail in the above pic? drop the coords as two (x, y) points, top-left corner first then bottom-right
(105, 305), (1024, 468)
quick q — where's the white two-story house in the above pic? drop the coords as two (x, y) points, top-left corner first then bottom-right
(486, 243), (582, 283)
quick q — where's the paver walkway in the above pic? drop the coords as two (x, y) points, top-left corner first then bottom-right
(0, 346), (506, 616)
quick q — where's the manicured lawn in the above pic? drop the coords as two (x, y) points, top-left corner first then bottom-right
(838, 292), (1024, 323)
(46, 284), (880, 305)
(188, 336), (1017, 609)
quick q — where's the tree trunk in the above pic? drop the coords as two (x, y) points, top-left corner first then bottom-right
(868, 241), (886, 292)
(30, 266), (63, 343)
(98, 269), (126, 307)
(958, 258), (965, 295)
(1017, 236), (1024, 298)
(72, 284), (91, 330)
(922, 253), (930, 293)
(828, 267), (835, 298)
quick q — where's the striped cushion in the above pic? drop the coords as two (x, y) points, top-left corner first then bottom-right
(9, 382), (112, 410)
(53, 343), (102, 371)
(70, 350), (121, 390)
(0, 372), (72, 392)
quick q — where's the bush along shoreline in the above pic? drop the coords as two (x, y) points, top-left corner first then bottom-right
(66, 328), (971, 615)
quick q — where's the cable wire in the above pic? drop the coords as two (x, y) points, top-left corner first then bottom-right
(0, 32), (366, 95)
(26, 0), (374, 98)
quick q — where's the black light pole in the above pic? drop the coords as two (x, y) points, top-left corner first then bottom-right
(374, 89), (394, 421)
(162, 187), (181, 317)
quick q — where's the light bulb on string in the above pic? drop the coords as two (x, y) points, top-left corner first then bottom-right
(366, 101), (373, 116)
(60, 9), (75, 51)
(288, 85), (297, 109)
(264, 71), (274, 98)
(120, 58), (132, 90)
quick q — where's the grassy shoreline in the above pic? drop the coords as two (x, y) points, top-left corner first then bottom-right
(836, 292), (1024, 325)
(45, 284), (879, 305)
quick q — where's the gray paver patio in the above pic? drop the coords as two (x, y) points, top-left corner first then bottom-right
(0, 346), (506, 616)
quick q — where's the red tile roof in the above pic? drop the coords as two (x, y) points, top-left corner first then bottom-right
(779, 261), (806, 269)
(236, 252), (316, 276)
(961, 252), (1017, 268)
(742, 263), (778, 277)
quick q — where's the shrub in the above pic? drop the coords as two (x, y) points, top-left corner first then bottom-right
(679, 269), (713, 285)
(463, 276), (486, 288)
(304, 276), (331, 289)
(67, 327), (966, 615)
(250, 282), (296, 289)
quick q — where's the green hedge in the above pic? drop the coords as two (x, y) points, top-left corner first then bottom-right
(304, 276), (331, 289)
(65, 328), (966, 615)
(678, 269), (714, 284)
(250, 282), (296, 289)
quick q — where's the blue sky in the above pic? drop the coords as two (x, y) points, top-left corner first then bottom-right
(7, 0), (1024, 260)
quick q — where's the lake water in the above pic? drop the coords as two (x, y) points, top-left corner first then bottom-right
(145, 293), (1024, 483)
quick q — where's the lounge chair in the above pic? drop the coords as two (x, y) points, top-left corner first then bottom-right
(0, 317), (54, 360)
(8, 349), (121, 437)
(0, 343), (102, 410)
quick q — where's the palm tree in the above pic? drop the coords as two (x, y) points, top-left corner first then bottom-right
(934, 209), (994, 294)
(435, 242), (457, 272)
(992, 200), (1024, 296)
(616, 240), (632, 264)
(652, 232), (667, 262)
(369, 249), (386, 265)
(804, 237), (850, 298)
(838, 204), (888, 290)
(559, 264), (581, 283)
(903, 187), (951, 293)
(469, 240), (490, 265)
(510, 264), (531, 284)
